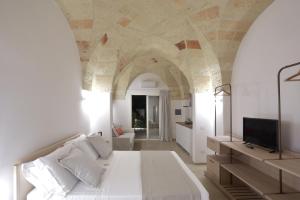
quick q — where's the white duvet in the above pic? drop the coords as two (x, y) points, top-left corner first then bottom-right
(27, 151), (209, 200)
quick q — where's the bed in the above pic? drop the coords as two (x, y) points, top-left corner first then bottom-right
(14, 134), (209, 200)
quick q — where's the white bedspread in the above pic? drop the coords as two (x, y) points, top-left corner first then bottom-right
(27, 151), (208, 200)
(99, 151), (142, 200)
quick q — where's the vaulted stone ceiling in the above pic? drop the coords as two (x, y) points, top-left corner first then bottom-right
(56, 0), (272, 99)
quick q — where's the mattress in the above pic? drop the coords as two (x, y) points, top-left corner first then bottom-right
(27, 151), (208, 200)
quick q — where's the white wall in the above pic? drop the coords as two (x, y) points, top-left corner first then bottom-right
(0, 1), (89, 199)
(222, 96), (231, 136)
(81, 91), (112, 141)
(113, 97), (131, 128)
(193, 93), (215, 163)
(232, 0), (300, 152)
(127, 73), (169, 92)
(215, 95), (225, 136)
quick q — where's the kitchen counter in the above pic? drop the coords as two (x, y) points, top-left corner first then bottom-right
(176, 122), (193, 129)
(176, 122), (193, 154)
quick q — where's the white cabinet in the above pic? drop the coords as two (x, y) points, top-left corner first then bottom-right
(175, 123), (192, 154)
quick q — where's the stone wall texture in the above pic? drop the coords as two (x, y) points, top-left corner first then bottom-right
(55, 0), (273, 99)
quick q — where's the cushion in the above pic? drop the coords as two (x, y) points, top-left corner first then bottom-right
(58, 147), (105, 188)
(88, 132), (101, 137)
(72, 139), (99, 160)
(65, 134), (86, 144)
(27, 188), (57, 200)
(112, 127), (120, 137)
(34, 144), (79, 195)
(115, 128), (124, 135)
(22, 161), (43, 190)
(87, 136), (112, 159)
(21, 161), (58, 198)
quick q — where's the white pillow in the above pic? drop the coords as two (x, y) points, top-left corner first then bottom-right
(112, 127), (119, 137)
(34, 144), (79, 195)
(72, 139), (99, 160)
(64, 134), (86, 145)
(22, 161), (44, 190)
(22, 161), (57, 198)
(88, 132), (101, 137)
(58, 147), (105, 188)
(87, 136), (112, 159)
(27, 187), (56, 200)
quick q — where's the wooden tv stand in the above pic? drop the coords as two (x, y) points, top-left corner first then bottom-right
(205, 136), (300, 200)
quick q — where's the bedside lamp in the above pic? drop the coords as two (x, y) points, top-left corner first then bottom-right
(277, 61), (300, 193)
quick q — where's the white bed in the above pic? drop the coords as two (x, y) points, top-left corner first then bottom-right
(14, 135), (209, 200)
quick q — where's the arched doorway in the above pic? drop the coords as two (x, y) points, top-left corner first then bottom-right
(114, 73), (171, 140)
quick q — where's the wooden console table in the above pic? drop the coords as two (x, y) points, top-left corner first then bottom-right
(205, 136), (300, 200)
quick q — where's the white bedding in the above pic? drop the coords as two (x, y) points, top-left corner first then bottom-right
(27, 151), (208, 200)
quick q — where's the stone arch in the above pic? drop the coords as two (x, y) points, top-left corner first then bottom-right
(55, 0), (272, 94)
(85, 19), (222, 96)
(112, 56), (191, 100)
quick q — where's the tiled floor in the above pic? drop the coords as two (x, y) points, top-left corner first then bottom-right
(134, 129), (147, 139)
(134, 128), (160, 139)
(134, 140), (229, 200)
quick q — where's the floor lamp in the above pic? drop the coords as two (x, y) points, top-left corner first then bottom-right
(277, 61), (300, 193)
(214, 84), (232, 142)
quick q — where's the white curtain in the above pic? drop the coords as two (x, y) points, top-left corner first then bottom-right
(159, 90), (171, 141)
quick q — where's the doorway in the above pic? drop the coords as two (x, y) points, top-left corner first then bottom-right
(131, 95), (159, 139)
(132, 95), (147, 139)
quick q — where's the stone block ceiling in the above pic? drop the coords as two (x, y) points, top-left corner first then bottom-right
(56, 0), (273, 99)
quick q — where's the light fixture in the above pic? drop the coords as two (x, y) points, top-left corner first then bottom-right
(277, 61), (300, 193)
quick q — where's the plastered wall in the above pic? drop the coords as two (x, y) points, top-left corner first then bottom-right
(231, 0), (300, 152)
(0, 1), (89, 199)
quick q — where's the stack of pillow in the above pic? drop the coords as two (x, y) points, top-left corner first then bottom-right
(22, 134), (112, 199)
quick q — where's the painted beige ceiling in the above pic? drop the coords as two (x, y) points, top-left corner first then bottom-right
(56, 0), (272, 99)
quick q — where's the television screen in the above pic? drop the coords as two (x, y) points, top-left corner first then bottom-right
(243, 117), (278, 150)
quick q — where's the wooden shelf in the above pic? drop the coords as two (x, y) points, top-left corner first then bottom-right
(208, 136), (241, 154)
(205, 170), (265, 200)
(208, 154), (232, 163)
(222, 185), (264, 200)
(221, 141), (300, 161)
(266, 159), (300, 178)
(208, 136), (241, 142)
(221, 163), (294, 195)
(265, 193), (300, 200)
(207, 137), (300, 199)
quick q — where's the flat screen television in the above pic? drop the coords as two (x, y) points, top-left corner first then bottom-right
(243, 117), (278, 150)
